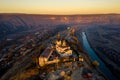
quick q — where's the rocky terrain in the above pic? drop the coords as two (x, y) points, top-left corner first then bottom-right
(0, 14), (120, 80)
(0, 23), (67, 80)
(85, 25), (120, 79)
(0, 14), (120, 39)
(0, 28), (107, 80)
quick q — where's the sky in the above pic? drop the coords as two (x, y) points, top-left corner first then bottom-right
(0, 0), (120, 14)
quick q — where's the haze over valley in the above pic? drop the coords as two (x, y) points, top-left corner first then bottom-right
(0, 14), (120, 80)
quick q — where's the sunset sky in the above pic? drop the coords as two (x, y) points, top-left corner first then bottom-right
(0, 0), (120, 14)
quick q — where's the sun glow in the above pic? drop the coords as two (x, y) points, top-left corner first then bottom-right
(0, 0), (120, 14)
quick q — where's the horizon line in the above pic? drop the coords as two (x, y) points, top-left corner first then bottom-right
(0, 12), (120, 16)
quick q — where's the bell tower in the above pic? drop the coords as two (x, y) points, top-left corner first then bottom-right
(71, 28), (75, 36)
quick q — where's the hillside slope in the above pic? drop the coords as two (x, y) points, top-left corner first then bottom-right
(0, 14), (120, 38)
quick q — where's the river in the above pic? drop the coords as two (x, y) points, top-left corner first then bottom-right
(82, 32), (117, 80)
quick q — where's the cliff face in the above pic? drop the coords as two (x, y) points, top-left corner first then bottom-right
(0, 14), (120, 38)
(0, 14), (52, 37)
(85, 25), (120, 79)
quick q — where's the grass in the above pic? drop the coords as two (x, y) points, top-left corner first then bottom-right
(10, 67), (39, 80)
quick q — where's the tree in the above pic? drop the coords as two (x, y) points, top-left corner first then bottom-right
(39, 45), (45, 54)
(92, 60), (100, 67)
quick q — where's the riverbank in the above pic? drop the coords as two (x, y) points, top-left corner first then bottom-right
(85, 30), (117, 80)
(76, 31), (108, 80)
(85, 29), (120, 79)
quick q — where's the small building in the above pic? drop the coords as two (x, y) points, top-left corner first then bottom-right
(39, 47), (54, 67)
(79, 55), (84, 62)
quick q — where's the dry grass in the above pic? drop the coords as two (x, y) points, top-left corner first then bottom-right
(10, 68), (39, 80)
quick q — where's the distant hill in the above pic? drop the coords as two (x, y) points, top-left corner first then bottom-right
(0, 13), (120, 39)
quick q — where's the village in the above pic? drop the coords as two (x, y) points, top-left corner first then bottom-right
(38, 28), (106, 80)
(0, 26), (107, 80)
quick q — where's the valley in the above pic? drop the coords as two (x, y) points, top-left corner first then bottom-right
(0, 14), (120, 80)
